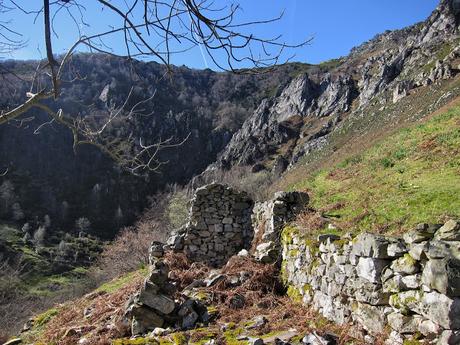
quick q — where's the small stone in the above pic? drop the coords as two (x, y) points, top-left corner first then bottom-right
(364, 335), (376, 344)
(255, 242), (278, 263)
(246, 315), (268, 330)
(403, 223), (439, 244)
(149, 241), (165, 261)
(385, 331), (403, 345)
(387, 312), (422, 334)
(222, 217), (233, 224)
(248, 338), (264, 345)
(354, 278), (390, 305)
(182, 310), (199, 329)
(178, 299), (201, 329)
(401, 274), (421, 289)
(419, 319), (440, 337)
(129, 304), (164, 335)
(408, 242), (428, 261)
(437, 330), (460, 345)
(409, 291), (460, 329)
(352, 302), (386, 334)
(389, 290), (421, 314)
(387, 241), (407, 257)
(390, 254), (420, 275)
(148, 262), (169, 284)
(302, 332), (337, 345)
(356, 257), (390, 283)
(205, 273), (226, 287)
(352, 233), (391, 259)
(383, 275), (404, 293)
(199, 230), (211, 237)
(152, 327), (167, 336)
(238, 249), (249, 257)
(426, 241), (460, 259)
(138, 291), (176, 315)
(435, 220), (460, 241)
(381, 267), (394, 282)
(422, 258), (460, 297)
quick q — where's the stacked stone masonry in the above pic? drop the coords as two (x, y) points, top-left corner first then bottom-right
(168, 183), (254, 267)
(281, 220), (460, 345)
(251, 191), (309, 263)
(126, 243), (211, 335)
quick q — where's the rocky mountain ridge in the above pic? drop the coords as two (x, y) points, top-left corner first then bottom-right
(207, 0), (460, 174)
(0, 57), (303, 237)
(0, 0), (459, 239)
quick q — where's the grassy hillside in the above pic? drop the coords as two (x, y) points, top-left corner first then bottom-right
(0, 223), (103, 339)
(287, 102), (460, 236)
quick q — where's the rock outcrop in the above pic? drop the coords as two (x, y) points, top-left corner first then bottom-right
(204, 0), (460, 175)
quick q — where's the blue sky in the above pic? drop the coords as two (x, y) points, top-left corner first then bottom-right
(7, 0), (439, 69)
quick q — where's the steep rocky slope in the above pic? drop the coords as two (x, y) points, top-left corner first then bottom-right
(1, 1), (459, 240)
(0, 58), (305, 237)
(208, 0), (460, 176)
(3, 1), (460, 344)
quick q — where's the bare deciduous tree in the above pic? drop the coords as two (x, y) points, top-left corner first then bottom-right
(33, 225), (47, 247)
(0, 0), (309, 174)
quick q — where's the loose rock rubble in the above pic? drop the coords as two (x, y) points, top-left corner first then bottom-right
(125, 183), (460, 344)
(125, 248), (211, 335)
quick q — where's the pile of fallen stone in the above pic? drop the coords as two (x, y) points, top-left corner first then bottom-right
(125, 243), (212, 335)
(282, 219), (460, 344)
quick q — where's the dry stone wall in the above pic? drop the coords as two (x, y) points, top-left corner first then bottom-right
(251, 191), (309, 263)
(168, 183), (254, 267)
(281, 220), (460, 344)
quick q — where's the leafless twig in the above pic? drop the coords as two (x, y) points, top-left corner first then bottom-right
(0, 0), (310, 174)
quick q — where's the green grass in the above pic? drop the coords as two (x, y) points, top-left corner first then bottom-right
(317, 58), (344, 71)
(96, 268), (148, 293)
(33, 308), (58, 328)
(24, 266), (90, 297)
(290, 105), (460, 235)
(168, 190), (190, 229)
(0, 224), (23, 242)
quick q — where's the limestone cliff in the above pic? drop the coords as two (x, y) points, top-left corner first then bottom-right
(209, 0), (460, 174)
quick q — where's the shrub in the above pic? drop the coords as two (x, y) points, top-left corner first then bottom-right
(199, 166), (273, 201)
(380, 157), (395, 168)
(91, 192), (173, 282)
(167, 188), (190, 229)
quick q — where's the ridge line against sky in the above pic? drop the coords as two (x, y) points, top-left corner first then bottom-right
(4, 0), (439, 70)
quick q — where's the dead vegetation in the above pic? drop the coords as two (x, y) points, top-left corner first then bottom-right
(34, 271), (145, 345)
(91, 192), (174, 284)
(164, 253), (381, 345)
(294, 208), (330, 234)
(164, 251), (210, 291)
(22, 250), (389, 345)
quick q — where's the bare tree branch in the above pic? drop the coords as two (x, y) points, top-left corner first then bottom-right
(0, 0), (310, 174)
